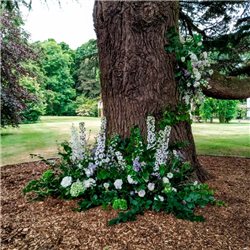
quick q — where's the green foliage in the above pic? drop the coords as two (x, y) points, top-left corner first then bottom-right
(74, 39), (100, 98)
(1, 8), (37, 127)
(23, 170), (60, 200)
(37, 39), (76, 115)
(200, 98), (238, 123)
(76, 96), (98, 117)
(24, 118), (219, 225)
(19, 62), (47, 123)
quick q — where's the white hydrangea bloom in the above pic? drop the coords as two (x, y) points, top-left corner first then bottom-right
(70, 180), (85, 197)
(146, 116), (156, 149)
(114, 179), (123, 190)
(147, 183), (155, 191)
(61, 176), (72, 188)
(70, 124), (84, 162)
(138, 190), (146, 197)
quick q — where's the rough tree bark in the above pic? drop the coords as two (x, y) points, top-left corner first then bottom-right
(93, 1), (209, 181)
(203, 71), (250, 100)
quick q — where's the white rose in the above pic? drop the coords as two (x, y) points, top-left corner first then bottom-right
(147, 183), (155, 191)
(163, 177), (169, 184)
(167, 172), (173, 179)
(209, 69), (214, 75)
(61, 176), (72, 188)
(114, 179), (123, 189)
(138, 190), (146, 197)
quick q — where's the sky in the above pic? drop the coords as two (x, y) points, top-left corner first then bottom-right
(21, 0), (96, 49)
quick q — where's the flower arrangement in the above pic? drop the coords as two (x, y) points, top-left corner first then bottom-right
(23, 116), (219, 225)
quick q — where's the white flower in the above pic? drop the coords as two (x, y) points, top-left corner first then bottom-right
(167, 172), (173, 179)
(114, 179), (123, 190)
(179, 35), (185, 44)
(195, 71), (201, 81)
(103, 183), (109, 189)
(83, 178), (96, 188)
(193, 81), (200, 88)
(203, 51), (208, 59)
(155, 195), (164, 202)
(138, 190), (146, 197)
(147, 116), (156, 149)
(127, 175), (137, 184)
(190, 53), (198, 61)
(154, 125), (171, 170)
(181, 57), (185, 62)
(209, 69), (214, 75)
(61, 176), (72, 188)
(163, 177), (169, 184)
(172, 187), (177, 192)
(147, 183), (155, 191)
(84, 168), (93, 177)
(198, 42), (202, 46)
(70, 124), (83, 162)
(194, 181), (198, 185)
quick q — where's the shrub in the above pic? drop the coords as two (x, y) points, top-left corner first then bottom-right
(23, 116), (219, 225)
(76, 96), (98, 117)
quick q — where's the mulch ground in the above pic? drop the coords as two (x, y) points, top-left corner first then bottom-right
(1, 156), (250, 250)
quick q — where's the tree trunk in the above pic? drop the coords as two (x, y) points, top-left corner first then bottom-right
(93, 1), (209, 181)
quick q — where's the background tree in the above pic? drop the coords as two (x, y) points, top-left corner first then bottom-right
(1, 7), (37, 127)
(37, 39), (76, 115)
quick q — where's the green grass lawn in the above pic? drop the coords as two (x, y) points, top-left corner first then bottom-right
(1, 116), (249, 166)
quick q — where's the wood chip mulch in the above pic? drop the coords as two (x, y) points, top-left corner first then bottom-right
(1, 156), (250, 250)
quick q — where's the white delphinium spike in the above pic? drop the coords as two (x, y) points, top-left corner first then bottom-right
(115, 151), (126, 169)
(94, 117), (107, 166)
(146, 116), (156, 150)
(79, 122), (86, 147)
(70, 124), (84, 162)
(154, 125), (171, 172)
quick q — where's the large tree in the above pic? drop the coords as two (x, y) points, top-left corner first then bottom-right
(93, 1), (250, 181)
